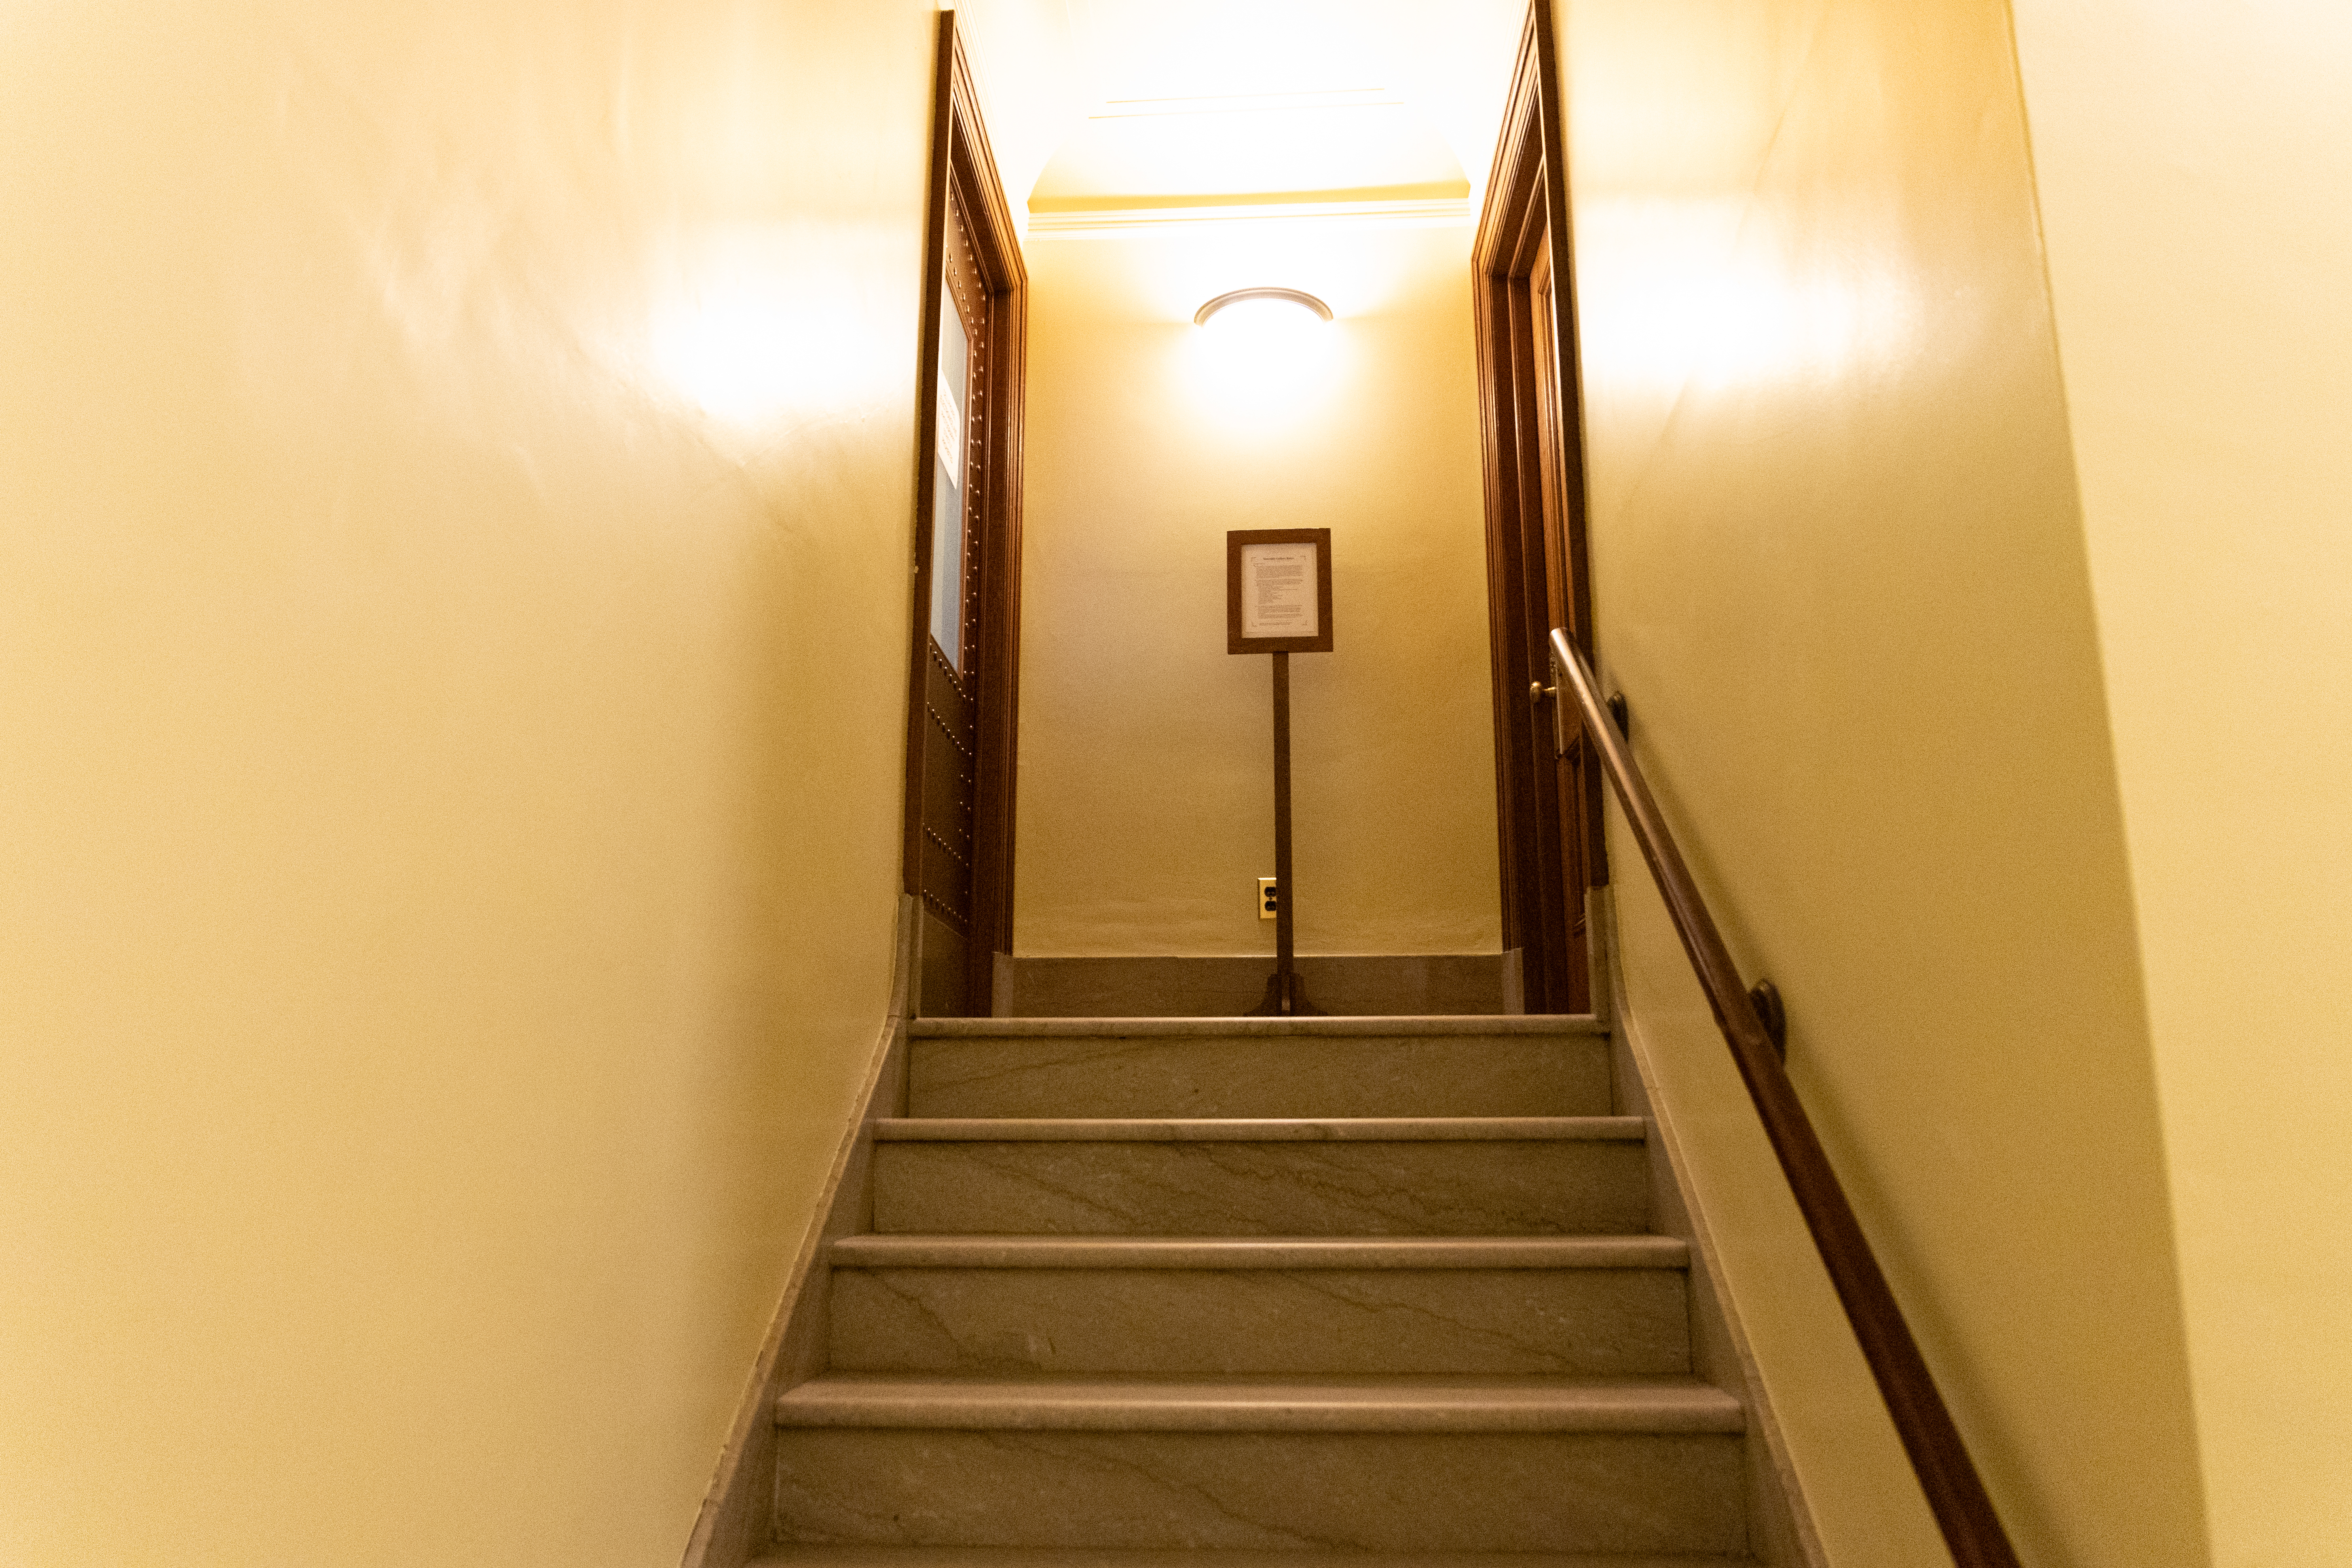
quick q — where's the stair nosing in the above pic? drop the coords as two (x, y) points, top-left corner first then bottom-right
(909, 1014), (1609, 1038)
(752, 1551), (1757, 1567)
(774, 1374), (1744, 1434)
(871, 1116), (1645, 1143)
(828, 1234), (1687, 1270)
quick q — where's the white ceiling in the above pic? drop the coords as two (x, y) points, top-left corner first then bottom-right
(953, 0), (1534, 230)
(1027, 91), (1472, 228)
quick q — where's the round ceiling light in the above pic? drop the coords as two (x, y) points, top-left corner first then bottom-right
(1194, 287), (1334, 327)
(1186, 286), (1338, 426)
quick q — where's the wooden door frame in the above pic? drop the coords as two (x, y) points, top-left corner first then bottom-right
(1473, 0), (1606, 1014)
(904, 12), (1027, 1014)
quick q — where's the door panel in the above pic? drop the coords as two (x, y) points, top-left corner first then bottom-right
(915, 194), (989, 1012)
(919, 641), (978, 923)
(1511, 237), (1578, 1010)
(1527, 236), (1594, 1009)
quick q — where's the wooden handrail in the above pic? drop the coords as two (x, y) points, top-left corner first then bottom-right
(1548, 627), (2021, 1568)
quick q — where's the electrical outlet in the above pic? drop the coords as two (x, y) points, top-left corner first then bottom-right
(1257, 877), (1279, 920)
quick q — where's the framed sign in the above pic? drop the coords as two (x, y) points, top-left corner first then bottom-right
(1226, 528), (1334, 654)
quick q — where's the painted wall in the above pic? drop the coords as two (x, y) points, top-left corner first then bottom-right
(1013, 223), (1503, 957)
(0, 1), (934, 1563)
(2007, 5), (2352, 1563)
(1555, 0), (2207, 1563)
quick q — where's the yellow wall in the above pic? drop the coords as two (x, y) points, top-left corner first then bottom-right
(0, 1), (934, 1562)
(2008, 5), (2352, 1563)
(1556, 0), (2207, 1562)
(1013, 223), (1504, 957)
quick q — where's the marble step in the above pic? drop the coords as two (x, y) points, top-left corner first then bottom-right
(755, 1551), (1754, 1568)
(775, 1374), (1746, 1432)
(829, 1234), (1685, 1267)
(869, 1117), (1650, 1236)
(826, 1236), (1691, 1377)
(770, 1418), (1745, 1553)
(907, 1016), (1614, 1118)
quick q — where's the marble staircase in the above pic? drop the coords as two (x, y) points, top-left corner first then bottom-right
(754, 1014), (1763, 1565)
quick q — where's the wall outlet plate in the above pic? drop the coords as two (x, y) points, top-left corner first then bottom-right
(1257, 877), (1279, 920)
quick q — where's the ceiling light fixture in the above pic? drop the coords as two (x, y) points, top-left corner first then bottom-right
(1193, 287), (1333, 327)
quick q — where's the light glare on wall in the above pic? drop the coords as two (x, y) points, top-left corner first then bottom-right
(645, 225), (898, 428)
(1187, 287), (1337, 426)
(1573, 199), (1916, 391)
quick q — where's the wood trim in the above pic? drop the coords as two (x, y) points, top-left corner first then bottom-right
(1526, 0), (1612, 916)
(1528, 0), (1594, 672)
(959, 66), (1027, 1015)
(1475, 13), (1544, 998)
(904, 12), (1027, 1012)
(1225, 528), (1335, 655)
(1473, 114), (1544, 986)
(1472, 0), (1601, 1015)
(901, 19), (952, 933)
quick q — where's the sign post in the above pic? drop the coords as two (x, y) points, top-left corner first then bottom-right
(1227, 528), (1334, 1016)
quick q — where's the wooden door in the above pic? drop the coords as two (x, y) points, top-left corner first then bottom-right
(906, 15), (1026, 1017)
(1525, 232), (1601, 1005)
(914, 203), (988, 1012)
(1473, 0), (1602, 1014)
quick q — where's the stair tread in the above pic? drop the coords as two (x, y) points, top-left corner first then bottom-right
(776, 1374), (1745, 1433)
(754, 1553), (1753, 1568)
(911, 1015), (1608, 1038)
(873, 1116), (1644, 1142)
(830, 1234), (1686, 1269)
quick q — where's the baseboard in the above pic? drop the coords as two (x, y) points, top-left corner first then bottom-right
(679, 895), (919, 1568)
(1592, 886), (1828, 1568)
(997, 952), (1518, 1016)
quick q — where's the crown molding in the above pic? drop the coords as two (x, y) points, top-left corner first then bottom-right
(1028, 196), (1473, 235)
